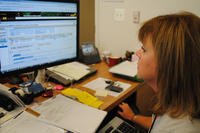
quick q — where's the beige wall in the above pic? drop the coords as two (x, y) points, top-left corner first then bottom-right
(79, 0), (95, 45)
(95, 0), (200, 57)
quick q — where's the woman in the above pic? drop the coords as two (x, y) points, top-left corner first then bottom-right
(118, 12), (200, 132)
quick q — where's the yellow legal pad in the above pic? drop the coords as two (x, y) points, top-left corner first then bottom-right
(61, 88), (103, 108)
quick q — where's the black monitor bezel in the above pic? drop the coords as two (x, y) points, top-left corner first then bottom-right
(0, 0), (79, 77)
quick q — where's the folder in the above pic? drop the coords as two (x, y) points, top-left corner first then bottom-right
(61, 88), (103, 108)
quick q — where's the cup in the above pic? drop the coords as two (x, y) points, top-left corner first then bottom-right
(101, 50), (111, 63)
(108, 56), (121, 67)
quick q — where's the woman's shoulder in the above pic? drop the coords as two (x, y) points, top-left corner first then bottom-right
(151, 114), (200, 133)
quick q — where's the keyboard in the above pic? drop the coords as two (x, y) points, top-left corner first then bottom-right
(98, 116), (144, 133)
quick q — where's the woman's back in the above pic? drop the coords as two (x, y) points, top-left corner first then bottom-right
(151, 114), (200, 133)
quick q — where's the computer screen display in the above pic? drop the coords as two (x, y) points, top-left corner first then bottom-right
(0, 0), (79, 76)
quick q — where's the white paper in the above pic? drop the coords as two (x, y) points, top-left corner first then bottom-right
(95, 89), (108, 97)
(83, 77), (132, 97)
(0, 111), (65, 133)
(32, 94), (107, 133)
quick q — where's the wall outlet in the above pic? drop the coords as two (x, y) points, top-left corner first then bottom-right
(114, 8), (125, 21)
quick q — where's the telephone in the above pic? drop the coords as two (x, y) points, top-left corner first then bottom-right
(0, 93), (16, 111)
(0, 84), (25, 111)
(79, 43), (101, 64)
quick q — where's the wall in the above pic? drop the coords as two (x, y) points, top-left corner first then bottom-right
(80, 0), (95, 44)
(95, 0), (200, 57)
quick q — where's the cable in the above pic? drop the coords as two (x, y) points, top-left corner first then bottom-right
(29, 70), (38, 87)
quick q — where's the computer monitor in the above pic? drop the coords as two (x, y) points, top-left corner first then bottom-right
(0, 0), (79, 77)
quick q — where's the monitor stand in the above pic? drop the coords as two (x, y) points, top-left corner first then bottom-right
(35, 69), (46, 85)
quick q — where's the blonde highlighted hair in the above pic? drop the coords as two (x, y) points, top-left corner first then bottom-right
(138, 12), (200, 118)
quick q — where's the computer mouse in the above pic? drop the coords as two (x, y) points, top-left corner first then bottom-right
(54, 85), (64, 90)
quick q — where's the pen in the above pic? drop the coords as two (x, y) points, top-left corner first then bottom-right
(13, 111), (23, 119)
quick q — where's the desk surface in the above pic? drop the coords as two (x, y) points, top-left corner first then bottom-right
(74, 61), (139, 111)
(4, 61), (139, 112)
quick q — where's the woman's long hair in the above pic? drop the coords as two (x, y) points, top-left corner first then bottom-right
(138, 12), (200, 118)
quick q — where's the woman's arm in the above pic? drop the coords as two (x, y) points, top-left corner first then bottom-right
(118, 102), (152, 129)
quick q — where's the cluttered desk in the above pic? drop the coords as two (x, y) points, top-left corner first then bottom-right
(0, 61), (140, 133)
(0, 1), (141, 132)
(23, 61), (139, 112)
(73, 61), (139, 111)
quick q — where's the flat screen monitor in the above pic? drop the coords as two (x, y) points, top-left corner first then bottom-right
(0, 0), (79, 76)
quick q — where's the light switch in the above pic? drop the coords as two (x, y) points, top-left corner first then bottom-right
(114, 8), (125, 21)
(133, 11), (140, 23)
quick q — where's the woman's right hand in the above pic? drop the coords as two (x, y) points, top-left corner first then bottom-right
(118, 102), (152, 129)
(118, 102), (135, 121)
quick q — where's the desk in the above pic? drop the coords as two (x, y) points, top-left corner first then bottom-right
(4, 61), (139, 112)
(1, 62), (139, 130)
(73, 61), (139, 111)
